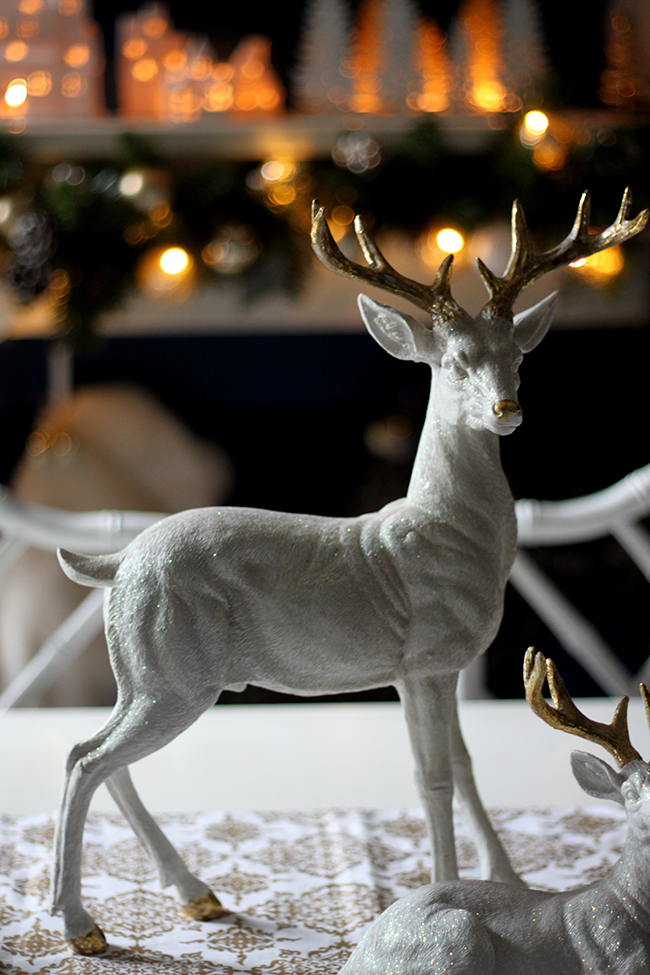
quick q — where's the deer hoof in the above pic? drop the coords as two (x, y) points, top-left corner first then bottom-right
(182, 891), (227, 921)
(67, 924), (108, 955)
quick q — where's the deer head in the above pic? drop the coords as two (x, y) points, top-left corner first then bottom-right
(524, 647), (650, 823)
(312, 191), (648, 437)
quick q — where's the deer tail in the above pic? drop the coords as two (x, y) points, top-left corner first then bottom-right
(57, 548), (123, 588)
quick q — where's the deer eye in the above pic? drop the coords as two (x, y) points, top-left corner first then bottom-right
(448, 360), (468, 381)
(622, 781), (641, 804)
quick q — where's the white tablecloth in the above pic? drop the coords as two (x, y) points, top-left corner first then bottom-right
(0, 805), (627, 973)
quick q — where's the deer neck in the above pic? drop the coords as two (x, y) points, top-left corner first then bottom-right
(407, 368), (511, 514)
(609, 820), (650, 920)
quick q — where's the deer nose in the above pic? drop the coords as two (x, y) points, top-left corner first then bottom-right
(493, 399), (521, 419)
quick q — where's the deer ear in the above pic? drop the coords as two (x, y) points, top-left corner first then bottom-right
(570, 750), (624, 806)
(358, 294), (439, 363)
(513, 292), (558, 353)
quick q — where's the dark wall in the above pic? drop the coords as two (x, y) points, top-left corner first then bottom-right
(1, 326), (648, 700)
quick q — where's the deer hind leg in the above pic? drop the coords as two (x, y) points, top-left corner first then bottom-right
(450, 700), (524, 885)
(398, 673), (459, 882)
(105, 766), (226, 920)
(51, 693), (214, 954)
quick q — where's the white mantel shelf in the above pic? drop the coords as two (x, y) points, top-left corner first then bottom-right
(1, 113), (508, 161)
(0, 108), (630, 163)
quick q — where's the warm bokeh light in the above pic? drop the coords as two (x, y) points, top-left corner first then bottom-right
(58, 0), (82, 15)
(5, 41), (28, 62)
(27, 70), (52, 96)
(132, 58), (158, 82)
(136, 246), (195, 300)
(346, 0), (385, 113)
(163, 50), (186, 73)
(524, 110), (549, 135)
(122, 38), (147, 59)
(212, 62), (234, 82)
(569, 246), (624, 284)
(365, 413), (414, 463)
(331, 205), (355, 227)
(17, 18), (39, 40)
(418, 225), (469, 271)
(532, 140), (567, 171)
(407, 19), (450, 113)
(160, 247), (189, 275)
(142, 14), (167, 38)
(202, 224), (260, 275)
(168, 83), (202, 122)
(260, 159), (286, 183)
(458, 0), (508, 113)
(148, 203), (172, 227)
(61, 72), (86, 97)
(268, 184), (296, 206)
(436, 228), (464, 253)
(203, 81), (233, 112)
(5, 80), (26, 106)
(472, 81), (505, 112)
(63, 44), (90, 68)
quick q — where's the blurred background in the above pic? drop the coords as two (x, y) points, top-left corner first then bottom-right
(0, 0), (647, 705)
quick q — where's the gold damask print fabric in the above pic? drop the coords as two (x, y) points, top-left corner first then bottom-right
(0, 807), (627, 973)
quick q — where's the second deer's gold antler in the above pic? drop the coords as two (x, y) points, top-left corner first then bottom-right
(523, 647), (644, 767)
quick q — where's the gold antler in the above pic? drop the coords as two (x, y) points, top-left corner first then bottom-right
(310, 201), (465, 324)
(523, 647), (643, 767)
(478, 188), (649, 314)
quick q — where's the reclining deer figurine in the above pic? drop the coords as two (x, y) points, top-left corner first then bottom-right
(52, 190), (647, 954)
(339, 646), (650, 975)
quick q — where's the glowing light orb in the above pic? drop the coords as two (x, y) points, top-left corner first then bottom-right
(119, 171), (145, 197)
(160, 247), (189, 275)
(524, 111), (549, 135)
(436, 229), (464, 253)
(260, 160), (285, 182)
(5, 80), (26, 105)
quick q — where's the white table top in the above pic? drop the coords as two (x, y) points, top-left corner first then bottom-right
(2, 698), (646, 814)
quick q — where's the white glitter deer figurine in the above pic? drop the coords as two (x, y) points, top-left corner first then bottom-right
(52, 190), (647, 954)
(339, 647), (650, 975)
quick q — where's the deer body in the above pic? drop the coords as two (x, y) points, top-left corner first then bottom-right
(341, 853), (650, 975)
(96, 370), (517, 697)
(340, 651), (650, 975)
(49, 191), (648, 954)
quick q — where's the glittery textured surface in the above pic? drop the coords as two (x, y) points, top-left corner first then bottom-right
(51, 287), (558, 945)
(342, 759), (650, 974)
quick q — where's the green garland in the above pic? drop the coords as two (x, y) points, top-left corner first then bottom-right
(0, 116), (647, 347)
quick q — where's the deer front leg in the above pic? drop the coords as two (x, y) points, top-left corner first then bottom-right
(398, 673), (459, 882)
(450, 701), (524, 886)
